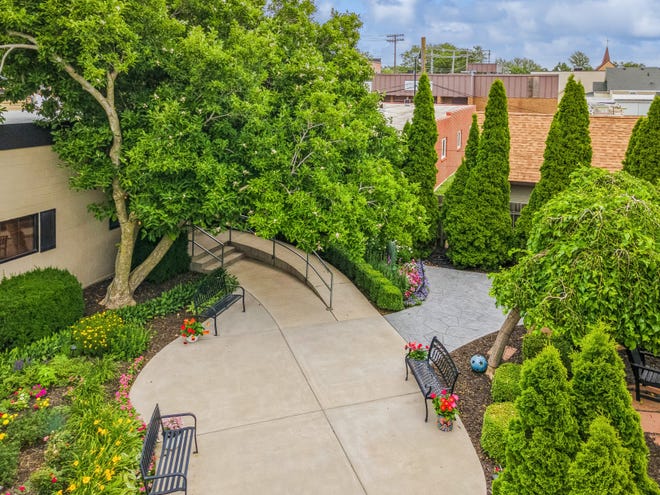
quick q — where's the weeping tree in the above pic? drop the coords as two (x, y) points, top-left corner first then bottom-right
(514, 75), (592, 247)
(488, 168), (660, 374)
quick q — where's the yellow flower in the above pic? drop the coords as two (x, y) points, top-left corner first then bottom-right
(94, 419), (100, 425)
(67, 483), (76, 491)
(2, 419), (8, 425)
(112, 455), (121, 464)
(115, 440), (121, 446)
(0, 432), (6, 440)
(73, 460), (79, 467)
(99, 485), (105, 491)
(82, 476), (91, 484)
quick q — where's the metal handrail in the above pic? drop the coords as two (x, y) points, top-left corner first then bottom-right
(190, 225), (225, 267)
(228, 221), (334, 310)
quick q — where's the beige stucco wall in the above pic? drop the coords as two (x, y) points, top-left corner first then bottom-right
(0, 145), (119, 287)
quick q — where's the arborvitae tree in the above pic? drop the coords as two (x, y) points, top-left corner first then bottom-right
(441, 113), (479, 255)
(404, 72), (440, 255)
(571, 324), (660, 495)
(448, 80), (512, 269)
(623, 95), (660, 185)
(515, 75), (592, 247)
(568, 416), (639, 495)
(494, 347), (580, 495)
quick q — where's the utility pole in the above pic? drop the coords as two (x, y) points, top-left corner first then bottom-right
(421, 37), (426, 74)
(386, 34), (404, 72)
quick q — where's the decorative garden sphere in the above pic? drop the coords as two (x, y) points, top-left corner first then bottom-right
(470, 354), (488, 373)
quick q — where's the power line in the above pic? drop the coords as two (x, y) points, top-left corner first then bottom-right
(386, 34), (404, 71)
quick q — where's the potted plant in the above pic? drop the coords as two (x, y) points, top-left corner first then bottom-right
(430, 389), (459, 431)
(180, 318), (208, 343)
(405, 341), (430, 360)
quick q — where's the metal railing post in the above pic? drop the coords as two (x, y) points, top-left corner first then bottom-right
(191, 225), (195, 258)
(305, 252), (309, 283)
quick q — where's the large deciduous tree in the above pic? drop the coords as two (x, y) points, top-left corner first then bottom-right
(514, 75), (592, 247)
(623, 95), (660, 185)
(0, 0), (264, 307)
(448, 79), (512, 269)
(490, 168), (660, 359)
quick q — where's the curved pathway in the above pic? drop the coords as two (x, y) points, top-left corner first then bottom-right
(130, 258), (487, 494)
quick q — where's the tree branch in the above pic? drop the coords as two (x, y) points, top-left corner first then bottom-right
(1, 31), (39, 74)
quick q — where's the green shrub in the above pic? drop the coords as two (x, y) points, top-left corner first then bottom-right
(324, 247), (404, 311)
(521, 330), (549, 361)
(551, 332), (575, 375)
(491, 363), (522, 402)
(0, 438), (20, 487)
(0, 268), (83, 351)
(132, 232), (190, 283)
(108, 322), (151, 361)
(481, 402), (517, 466)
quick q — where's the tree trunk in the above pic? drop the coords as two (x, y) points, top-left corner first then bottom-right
(486, 307), (521, 378)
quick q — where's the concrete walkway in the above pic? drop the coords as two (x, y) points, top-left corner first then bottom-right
(385, 265), (506, 351)
(130, 258), (487, 494)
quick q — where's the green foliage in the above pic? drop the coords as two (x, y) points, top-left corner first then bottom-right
(108, 322), (151, 361)
(571, 324), (659, 494)
(0, 268), (84, 351)
(0, 438), (20, 487)
(442, 113), (479, 256)
(448, 80), (512, 269)
(515, 75), (592, 246)
(491, 168), (660, 353)
(403, 72), (440, 255)
(481, 402), (517, 465)
(132, 232), (190, 283)
(568, 416), (639, 495)
(324, 247), (404, 311)
(496, 347), (580, 495)
(623, 95), (660, 185)
(521, 331), (549, 361)
(491, 363), (522, 402)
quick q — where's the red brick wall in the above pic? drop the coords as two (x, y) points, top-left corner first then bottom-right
(435, 106), (476, 188)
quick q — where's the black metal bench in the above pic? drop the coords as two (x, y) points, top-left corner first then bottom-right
(140, 404), (198, 495)
(626, 348), (660, 402)
(193, 270), (245, 336)
(405, 336), (459, 421)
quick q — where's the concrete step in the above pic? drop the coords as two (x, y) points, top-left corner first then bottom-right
(190, 246), (244, 274)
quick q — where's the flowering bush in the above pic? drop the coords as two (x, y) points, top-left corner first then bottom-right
(71, 312), (124, 357)
(180, 318), (208, 342)
(430, 389), (460, 421)
(399, 259), (429, 306)
(404, 341), (429, 360)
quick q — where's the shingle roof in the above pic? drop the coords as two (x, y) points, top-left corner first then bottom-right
(478, 113), (639, 184)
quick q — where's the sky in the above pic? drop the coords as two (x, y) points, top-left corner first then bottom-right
(315, 0), (660, 70)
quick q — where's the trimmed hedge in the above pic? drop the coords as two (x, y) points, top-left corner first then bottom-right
(481, 402), (517, 466)
(131, 232), (191, 284)
(491, 363), (522, 403)
(324, 247), (404, 311)
(0, 268), (83, 351)
(522, 330), (574, 373)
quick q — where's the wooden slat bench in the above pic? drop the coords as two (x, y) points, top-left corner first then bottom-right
(140, 404), (198, 495)
(405, 336), (459, 421)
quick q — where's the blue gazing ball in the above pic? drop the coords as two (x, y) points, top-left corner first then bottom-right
(471, 354), (488, 373)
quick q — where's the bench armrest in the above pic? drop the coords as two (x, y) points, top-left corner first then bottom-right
(160, 412), (197, 430)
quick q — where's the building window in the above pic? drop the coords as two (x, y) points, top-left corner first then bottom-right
(441, 137), (447, 159)
(457, 130), (462, 150)
(0, 209), (56, 263)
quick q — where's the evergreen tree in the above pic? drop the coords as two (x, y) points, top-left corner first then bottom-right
(403, 72), (440, 255)
(494, 347), (580, 495)
(515, 75), (592, 247)
(441, 113), (479, 256)
(448, 80), (512, 269)
(623, 95), (660, 185)
(568, 416), (639, 495)
(571, 324), (660, 495)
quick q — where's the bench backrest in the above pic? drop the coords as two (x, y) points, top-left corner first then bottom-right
(193, 272), (230, 307)
(428, 337), (459, 394)
(140, 404), (161, 478)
